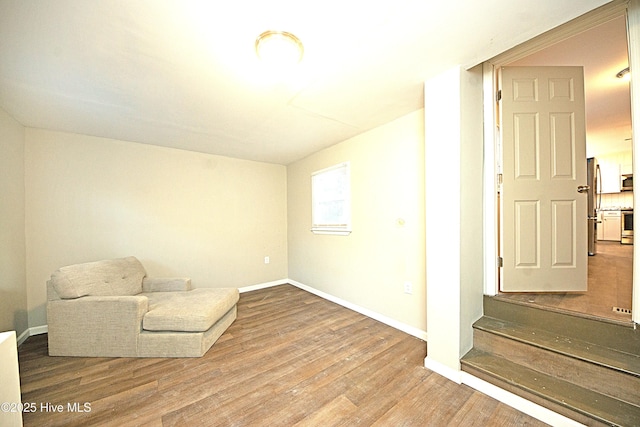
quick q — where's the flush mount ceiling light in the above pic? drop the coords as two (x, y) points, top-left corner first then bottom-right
(255, 30), (304, 66)
(616, 67), (630, 80)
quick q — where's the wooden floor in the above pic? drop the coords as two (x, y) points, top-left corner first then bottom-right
(498, 241), (633, 323)
(18, 285), (547, 426)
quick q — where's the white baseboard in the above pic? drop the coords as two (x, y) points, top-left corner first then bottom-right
(29, 325), (48, 336)
(461, 372), (585, 427)
(22, 279), (578, 425)
(423, 356), (462, 384)
(280, 280), (579, 424)
(29, 279), (427, 344)
(238, 278), (428, 341)
(421, 360), (586, 426)
(287, 279), (428, 342)
(15, 325), (48, 346)
(16, 329), (30, 346)
(238, 279), (289, 293)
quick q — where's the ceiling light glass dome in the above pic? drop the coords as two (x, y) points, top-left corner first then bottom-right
(255, 31), (304, 66)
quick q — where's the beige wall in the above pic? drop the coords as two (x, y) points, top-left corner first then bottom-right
(0, 108), (28, 336)
(25, 129), (288, 327)
(287, 110), (426, 333)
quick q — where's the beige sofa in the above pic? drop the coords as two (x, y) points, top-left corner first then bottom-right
(46, 256), (239, 357)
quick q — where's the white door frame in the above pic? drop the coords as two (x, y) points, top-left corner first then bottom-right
(482, 0), (640, 324)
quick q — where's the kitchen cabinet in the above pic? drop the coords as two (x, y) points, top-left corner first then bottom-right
(597, 212), (604, 240)
(599, 210), (621, 241)
(598, 155), (621, 193)
(620, 150), (633, 175)
(597, 151), (632, 193)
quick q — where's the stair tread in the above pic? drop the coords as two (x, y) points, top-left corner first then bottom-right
(484, 295), (639, 354)
(462, 348), (640, 427)
(475, 316), (640, 377)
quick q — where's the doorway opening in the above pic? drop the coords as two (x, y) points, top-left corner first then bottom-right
(494, 14), (633, 323)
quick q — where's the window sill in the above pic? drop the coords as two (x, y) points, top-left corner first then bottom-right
(311, 229), (352, 236)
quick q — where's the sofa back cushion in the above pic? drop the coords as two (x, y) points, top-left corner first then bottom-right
(50, 256), (146, 299)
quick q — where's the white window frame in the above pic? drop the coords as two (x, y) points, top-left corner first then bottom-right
(311, 162), (351, 235)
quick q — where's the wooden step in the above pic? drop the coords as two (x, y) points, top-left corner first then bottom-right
(483, 295), (640, 354)
(462, 348), (640, 427)
(473, 318), (640, 405)
(462, 296), (640, 426)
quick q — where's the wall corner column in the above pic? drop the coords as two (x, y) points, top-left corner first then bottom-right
(424, 65), (484, 382)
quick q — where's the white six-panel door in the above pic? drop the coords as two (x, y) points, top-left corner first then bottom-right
(501, 66), (588, 292)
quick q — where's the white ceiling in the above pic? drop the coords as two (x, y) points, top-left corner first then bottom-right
(509, 15), (632, 157)
(0, 0), (613, 164)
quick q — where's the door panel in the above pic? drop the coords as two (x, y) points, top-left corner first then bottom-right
(514, 200), (539, 267)
(501, 66), (587, 292)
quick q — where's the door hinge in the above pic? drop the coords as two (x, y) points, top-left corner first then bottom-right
(498, 256), (503, 268)
(497, 173), (503, 185)
(496, 89), (502, 102)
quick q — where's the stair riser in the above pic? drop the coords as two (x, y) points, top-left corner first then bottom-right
(483, 296), (640, 354)
(473, 328), (640, 406)
(461, 363), (610, 427)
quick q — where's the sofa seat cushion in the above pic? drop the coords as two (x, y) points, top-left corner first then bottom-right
(142, 288), (239, 332)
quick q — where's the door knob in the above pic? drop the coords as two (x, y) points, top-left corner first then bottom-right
(577, 185), (590, 193)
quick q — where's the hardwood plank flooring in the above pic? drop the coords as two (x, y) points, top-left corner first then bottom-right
(18, 285), (547, 426)
(498, 241), (633, 323)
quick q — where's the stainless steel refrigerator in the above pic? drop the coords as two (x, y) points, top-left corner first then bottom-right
(587, 157), (601, 256)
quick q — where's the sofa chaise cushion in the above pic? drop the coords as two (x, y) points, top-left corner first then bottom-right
(142, 288), (239, 332)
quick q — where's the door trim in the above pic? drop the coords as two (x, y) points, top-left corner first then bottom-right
(627, 0), (640, 324)
(482, 0), (639, 323)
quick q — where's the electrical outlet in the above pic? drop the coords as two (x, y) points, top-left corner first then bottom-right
(264, 256), (270, 264)
(403, 281), (412, 294)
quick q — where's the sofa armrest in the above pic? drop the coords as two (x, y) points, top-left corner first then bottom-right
(142, 277), (192, 292)
(48, 295), (148, 327)
(47, 295), (149, 357)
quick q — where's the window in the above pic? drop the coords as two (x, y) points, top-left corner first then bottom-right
(311, 162), (351, 235)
